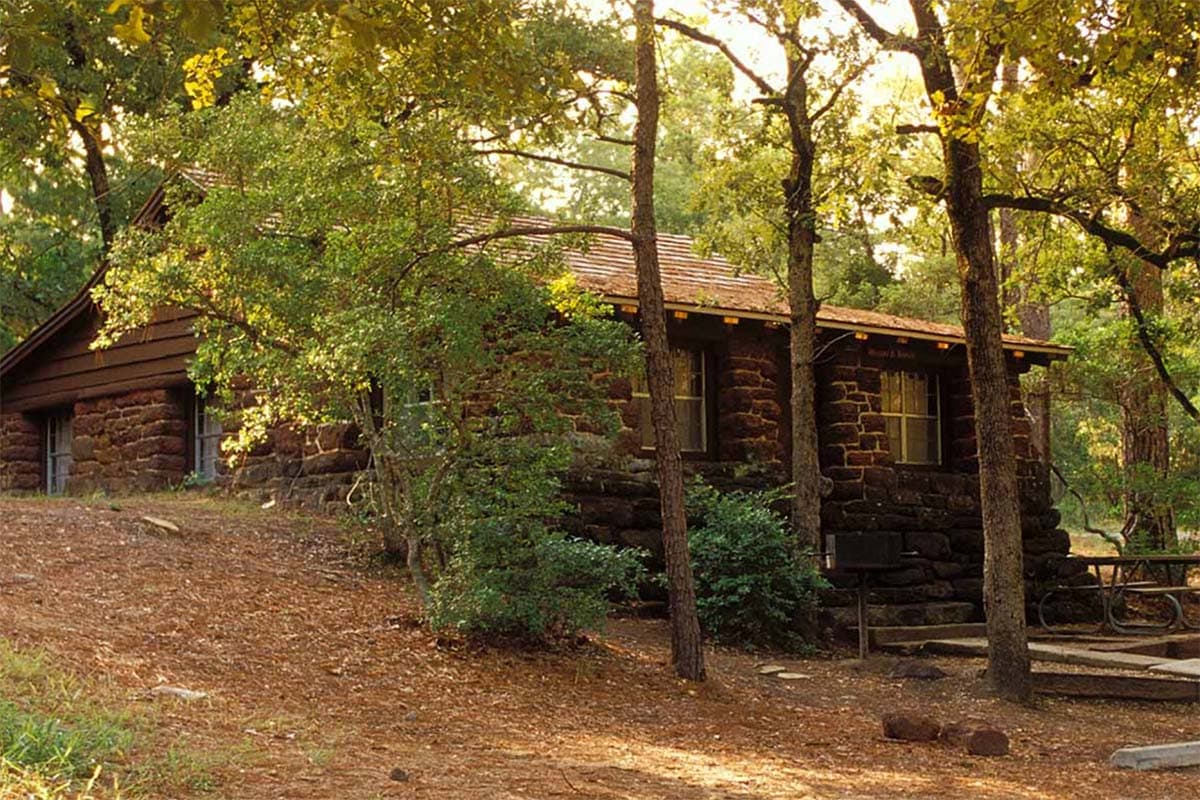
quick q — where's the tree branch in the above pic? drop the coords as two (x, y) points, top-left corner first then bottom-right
(474, 149), (630, 181)
(449, 224), (635, 249)
(896, 123), (940, 135)
(983, 193), (1200, 268)
(832, 0), (924, 55)
(655, 17), (778, 97)
(810, 56), (875, 123)
(1111, 265), (1200, 423)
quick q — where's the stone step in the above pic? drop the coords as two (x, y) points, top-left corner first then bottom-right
(1034, 672), (1200, 702)
(824, 601), (976, 630)
(867, 623), (988, 646)
(1111, 741), (1200, 770)
(922, 638), (1175, 671)
(1148, 658), (1200, 678)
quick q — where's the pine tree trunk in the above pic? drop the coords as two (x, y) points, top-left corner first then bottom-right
(631, 0), (705, 681)
(781, 55), (822, 552)
(909, 0), (1031, 701)
(1120, 220), (1175, 550)
(997, 61), (1051, 461)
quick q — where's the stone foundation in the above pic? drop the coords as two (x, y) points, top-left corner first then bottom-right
(223, 420), (370, 515)
(0, 413), (41, 492)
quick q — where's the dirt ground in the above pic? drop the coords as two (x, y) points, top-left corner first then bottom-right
(1, 495), (1197, 800)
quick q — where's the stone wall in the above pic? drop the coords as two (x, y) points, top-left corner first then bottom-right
(814, 338), (1080, 622)
(69, 389), (190, 493)
(0, 413), (41, 492)
(223, 420), (370, 515)
(564, 324), (788, 561)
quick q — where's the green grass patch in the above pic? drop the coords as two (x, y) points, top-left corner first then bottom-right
(0, 639), (237, 797)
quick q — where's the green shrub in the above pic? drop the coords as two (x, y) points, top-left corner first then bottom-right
(687, 482), (827, 650)
(428, 519), (645, 643)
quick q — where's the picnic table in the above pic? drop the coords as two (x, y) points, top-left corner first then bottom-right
(1037, 554), (1200, 635)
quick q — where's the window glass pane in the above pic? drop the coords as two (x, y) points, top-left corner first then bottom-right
(47, 415), (72, 494)
(885, 416), (902, 460)
(881, 372), (902, 413)
(904, 418), (940, 464)
(677, 398), (704, 452)
(903, 372), (929, 415)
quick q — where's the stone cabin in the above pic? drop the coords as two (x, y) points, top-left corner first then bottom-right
(0, 186), (1078, 624)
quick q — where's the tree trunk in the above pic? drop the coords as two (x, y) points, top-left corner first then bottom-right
(1120, 210), (1174, 550)
(62, 20), (115, 254)
(997, 60), (1051, 461)
(909, 0), (1031, 702)
(631, 0), (705, 681)
(781, 56), (822, 552)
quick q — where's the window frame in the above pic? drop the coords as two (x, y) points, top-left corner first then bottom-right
(193, 394), (223, 480)
(880, 370), (943, 466)
(631, 346), (711, 455)
(45, 412), (73, 495)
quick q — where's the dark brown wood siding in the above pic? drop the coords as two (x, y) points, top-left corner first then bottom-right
(0, 306), (197, 412)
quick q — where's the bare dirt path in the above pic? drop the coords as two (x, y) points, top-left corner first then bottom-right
(1, 496), (1196, 799)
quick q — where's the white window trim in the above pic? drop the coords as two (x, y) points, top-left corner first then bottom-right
(881, 371), (942, 465)
(194, 396), (223, 479)
(46, 414), (72, 495)
(632, 348), (708, 453)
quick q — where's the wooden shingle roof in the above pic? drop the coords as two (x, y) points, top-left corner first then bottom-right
(523, 221), (1069, 359)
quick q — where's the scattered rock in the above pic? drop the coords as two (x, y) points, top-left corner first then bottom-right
(141, 516), (180, 533)
(941, 718), (1009, 756)
(776, 672), (811, 680)
(965, 727), (1010, 756)
(3, 573), (37, 585)
(881, 711), (941, 742)
(888, 660), (949, 681)
(403, 711), (418, 722)
(389, 767), (410, 782)
(757, 665), (787, 676)
(149, 685), (207, 701)
(261, 499), (276, 510)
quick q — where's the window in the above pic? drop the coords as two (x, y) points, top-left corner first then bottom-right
(402, 382), (443, 445)
(46, 414), (73, 495)
(881, 371), (941, 465)
(194, 396), (223, 480)
(632, 347), (707, 453)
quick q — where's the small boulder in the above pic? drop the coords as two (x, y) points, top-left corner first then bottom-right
(888, 660), (949, 681)
(941, 718), (1009, 756)
(757, 665), (787, 676)
(389, 767), (410, 782)
(882, 711), (941, 742)
(965, 727), (1010, 756)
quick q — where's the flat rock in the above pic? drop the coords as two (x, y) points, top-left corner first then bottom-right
(1111, 741), (1200, 771)
(150, 685), (207, 701)
(882, 711), (941, 742)
(757, 665), (787, 676)
(389, 767), (410, 782)
(2, 573), (37, 585)
(776, 672), (810, 680)
(1147, 659), (1200, 678)
(888, 660), (948, 680)
(141, 516), (180, 533)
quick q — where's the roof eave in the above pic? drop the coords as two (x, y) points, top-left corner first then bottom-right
(601, 295), (1072, 362)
